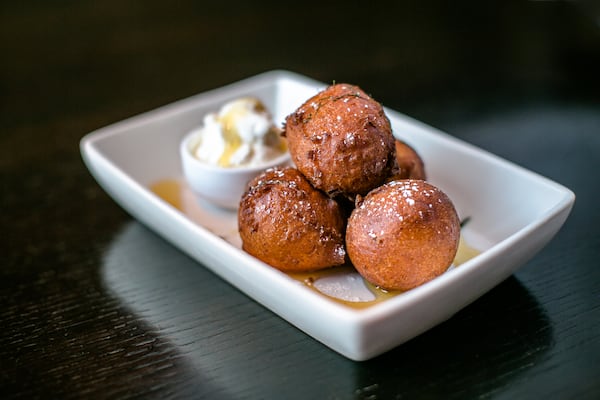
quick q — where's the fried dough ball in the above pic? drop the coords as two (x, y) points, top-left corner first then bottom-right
(284, 83), (395, 199)
(388, 139), (427, 181)
(346, 180), (460, 291)
(238, 166), (346, 272)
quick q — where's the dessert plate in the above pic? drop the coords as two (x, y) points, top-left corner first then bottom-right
(80, 70), (574, 361)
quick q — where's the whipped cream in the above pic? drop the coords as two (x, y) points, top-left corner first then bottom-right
(190, 97), (286, 167)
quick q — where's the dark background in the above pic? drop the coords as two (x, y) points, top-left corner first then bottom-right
(2, 1), (599, 399)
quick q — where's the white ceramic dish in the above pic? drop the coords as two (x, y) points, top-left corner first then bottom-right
(80, 70), (574, 361)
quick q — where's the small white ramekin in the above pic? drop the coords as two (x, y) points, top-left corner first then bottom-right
(180, 131), (290, 209)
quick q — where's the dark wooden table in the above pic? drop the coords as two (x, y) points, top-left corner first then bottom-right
(2, 1), (599, 398)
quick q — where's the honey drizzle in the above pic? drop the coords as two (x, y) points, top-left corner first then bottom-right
(151, 179), (184, 208)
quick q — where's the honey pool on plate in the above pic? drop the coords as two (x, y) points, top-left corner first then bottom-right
(150, 178), (480, 309)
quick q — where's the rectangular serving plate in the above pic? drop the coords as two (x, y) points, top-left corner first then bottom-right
(80, 70), (574, 361)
